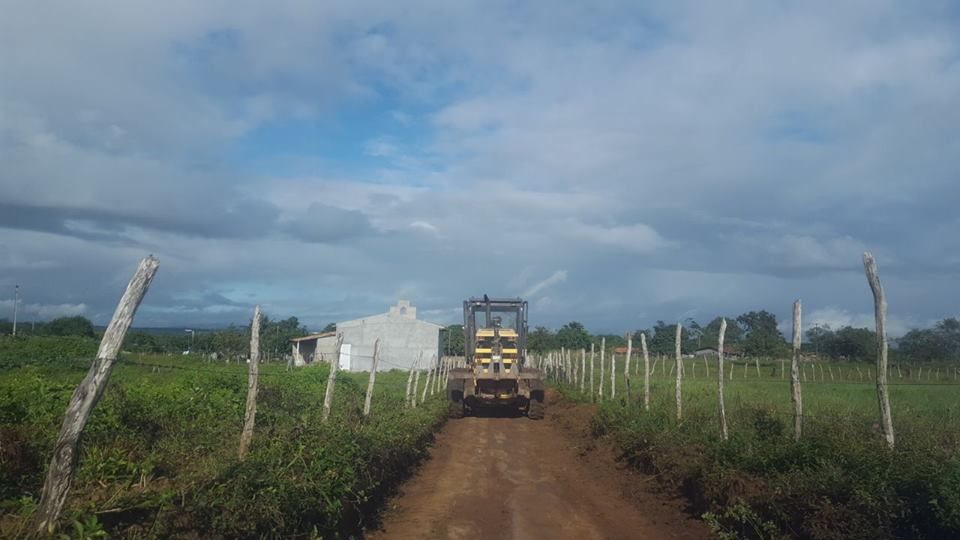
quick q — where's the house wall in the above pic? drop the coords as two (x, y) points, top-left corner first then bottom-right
(336, 316), (441, 372)
(291, 335), (339, 366)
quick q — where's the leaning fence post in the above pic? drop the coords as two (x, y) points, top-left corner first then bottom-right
(610, 351), (617, 401)
(412, 365), (422, 408)
(363, 339), (381, 417)
(406, 352), (421, 408)
(599, 338), (606, 400)
(624, 335), (632, 400)
(791, 300), (803, 441)
(675, 323), (683, 422)
(590, 343), (596, 401)
(238, 305), (262, 460)
(422, 356), (434, 403)
(322, 335), (343, 423)
(641, 333), (650, 411)
(34, 256), (159, 534)
(863, 252), (895, 449)
(718, 319), (729, 441)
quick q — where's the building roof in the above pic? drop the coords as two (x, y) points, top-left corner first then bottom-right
(289, 331), (336, 343)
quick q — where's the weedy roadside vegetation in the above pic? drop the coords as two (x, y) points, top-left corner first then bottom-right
(0, 353), (446, 538)
(559, 366), (960, 539)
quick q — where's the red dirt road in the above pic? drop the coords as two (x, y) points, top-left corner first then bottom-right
(369, 395), (710, 539)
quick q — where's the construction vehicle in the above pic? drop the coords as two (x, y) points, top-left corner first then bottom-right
(446, 296), (545, 419)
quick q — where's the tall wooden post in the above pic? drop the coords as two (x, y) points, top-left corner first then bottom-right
(239, 305), (262, 460)
(422, 356), (434, 403)
(718, 319), (728, 441)
(412, 366), (422, 408)
(580, 349), (586, 392)
(610, 352), (617, 401)
(624, 335), (632, 400)
(641, 333), (650, 411)
(363, 339), (381, 417)
(791, 300), (803, 441)
(864, 252), (895, 449)
(599, 338), (606, 400)
(34, 256), (159, 534)
(322, 335), (343, 423)
(590, 343), (595, 401)
(406, 352), (421, 408)
(675, 323), (683, 422)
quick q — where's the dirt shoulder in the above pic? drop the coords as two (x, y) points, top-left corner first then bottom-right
(368, 390), (711, 539)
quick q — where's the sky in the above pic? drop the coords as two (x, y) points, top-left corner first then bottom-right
(2, 1), (959, 336)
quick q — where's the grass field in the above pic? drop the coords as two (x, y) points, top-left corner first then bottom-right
(552, 354), (960, 539)
(0, 354), (447, 538)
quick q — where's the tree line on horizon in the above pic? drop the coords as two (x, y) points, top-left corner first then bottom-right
(4, 312), (960, 364)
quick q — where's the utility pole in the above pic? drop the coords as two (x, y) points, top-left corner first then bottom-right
(12, 285), (19, 336)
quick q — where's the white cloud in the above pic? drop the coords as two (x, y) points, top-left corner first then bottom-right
(0, 300), (88, 320)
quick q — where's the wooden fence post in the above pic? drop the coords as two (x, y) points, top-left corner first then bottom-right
(863, 252), (895, 449)
(791, 300), (803, 441)
(718, 319), (728, 441)
(675, 323), (683, 422)
(412, 365), (422, 408)
(590, 343), (596, 401)
(34, 256), (159, 534)
(406, 352), (421, 408)
(362, 339), (382, 417)
(422, 356), (434, 403)
(239, 305), (262, 460)
(624, 335), (632, 400)
(322, 335), (343, 423)
(641, 333), (650, 411)
(580, 349), (586, 392)
(610, 352), (617, 401)
(599, 338), (606, 400)
(704, 353), (710, 379)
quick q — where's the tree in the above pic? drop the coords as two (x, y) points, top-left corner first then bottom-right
(322, 322), (337, 333)
(702, 316), (743, 347)
(556, 321), (591, 350)
(45, 316), (95, 338)
(527, 326), (555, 353)
(441, 325), (465, 356)
(898, 318), (960, 363)
(641, 321), (677, 355)
(737, 310), (787, 356)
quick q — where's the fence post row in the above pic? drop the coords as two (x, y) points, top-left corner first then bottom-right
(34, 256), (160, 534)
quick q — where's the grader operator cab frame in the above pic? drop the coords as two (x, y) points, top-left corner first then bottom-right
(446, 296), (545, 419)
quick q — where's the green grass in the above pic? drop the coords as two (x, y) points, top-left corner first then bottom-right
(0, 354), (447, 538)
(551, 355), (960, 539)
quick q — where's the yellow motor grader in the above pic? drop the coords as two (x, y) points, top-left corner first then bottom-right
(446, 296), (545, 419)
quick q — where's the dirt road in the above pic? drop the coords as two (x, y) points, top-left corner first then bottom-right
(370, 396), (710, 539)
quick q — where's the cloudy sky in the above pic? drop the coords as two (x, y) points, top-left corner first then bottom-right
(2, 1), (959, 335)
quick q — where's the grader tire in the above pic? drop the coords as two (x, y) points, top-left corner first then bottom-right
(528, 400), (545, 420)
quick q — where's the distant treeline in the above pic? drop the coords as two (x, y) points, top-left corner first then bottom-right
(5, 312), (960, 364)
(444, 312), (960, 363)
(0, 315), (316, 360)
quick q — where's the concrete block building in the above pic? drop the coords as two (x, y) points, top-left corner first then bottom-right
(290, 300), (443, 372)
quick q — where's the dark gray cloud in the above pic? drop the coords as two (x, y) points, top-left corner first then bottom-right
(1, 1), (959, 335)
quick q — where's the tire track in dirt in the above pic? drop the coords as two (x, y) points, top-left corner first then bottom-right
(369, 392), (710, 539)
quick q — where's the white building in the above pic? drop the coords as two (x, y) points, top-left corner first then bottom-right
(290, 300), (443, 372)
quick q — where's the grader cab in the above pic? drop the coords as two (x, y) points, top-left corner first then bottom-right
(446, 296), (545, 419)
